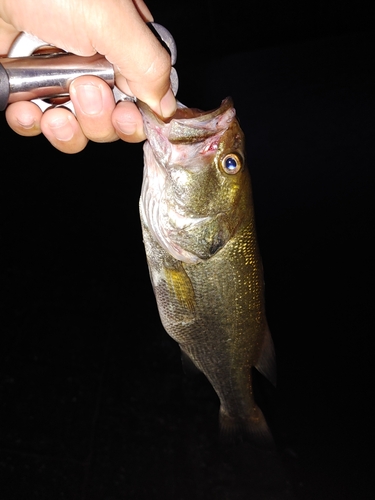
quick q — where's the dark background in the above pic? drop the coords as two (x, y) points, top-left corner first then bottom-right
(0, 1), (374, 499)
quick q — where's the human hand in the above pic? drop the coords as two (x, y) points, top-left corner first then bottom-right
(0, 0), (176, 153)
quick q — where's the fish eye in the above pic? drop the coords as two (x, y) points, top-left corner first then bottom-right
(221, 154), (242, 174)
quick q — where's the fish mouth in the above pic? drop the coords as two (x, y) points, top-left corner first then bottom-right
(137, 97), (234, 121)
(138, 97), (236, 145)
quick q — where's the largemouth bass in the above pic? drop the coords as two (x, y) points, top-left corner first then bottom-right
(139, 97), (276, 442)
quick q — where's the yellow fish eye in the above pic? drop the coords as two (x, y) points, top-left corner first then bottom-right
(221, 153), (242, 174)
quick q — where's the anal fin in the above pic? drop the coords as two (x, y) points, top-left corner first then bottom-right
(180, 348), (201, 376)
(255, 322), (277, 387)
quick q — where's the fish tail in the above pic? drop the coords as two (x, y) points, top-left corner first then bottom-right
(219, 406), (274, 447)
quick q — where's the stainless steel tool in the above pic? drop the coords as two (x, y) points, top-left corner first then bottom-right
(0, 23), (178, 113)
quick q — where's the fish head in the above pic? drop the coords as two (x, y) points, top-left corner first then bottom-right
(139, 98), (253, 263)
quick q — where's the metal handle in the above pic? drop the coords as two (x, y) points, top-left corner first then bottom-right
(1, 52), (114, 106)
(1, 23), (178, 114)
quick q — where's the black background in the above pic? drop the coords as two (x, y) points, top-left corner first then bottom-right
(0, 1), (374, 499)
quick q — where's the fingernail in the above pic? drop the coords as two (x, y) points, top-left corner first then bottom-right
(48, 117), (74, 141)
(116, 119), (137, 136)
(160, 88), (177, 118)
(16, 115), (35, 129)
(73, 83), (103, 115)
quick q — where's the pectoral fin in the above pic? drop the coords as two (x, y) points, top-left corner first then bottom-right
(164, 263), (196, 315)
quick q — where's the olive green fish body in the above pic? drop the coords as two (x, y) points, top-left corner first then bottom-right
(139, 98), (275, 442)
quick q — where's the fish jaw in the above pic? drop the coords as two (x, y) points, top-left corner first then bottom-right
(140, 140), (209, 264)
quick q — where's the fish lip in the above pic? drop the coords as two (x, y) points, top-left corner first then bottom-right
(137, 100), (167, 125)
(137, 97), (234, 126)
(138, 97), (236, 152)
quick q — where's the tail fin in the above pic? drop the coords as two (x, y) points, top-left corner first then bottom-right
(219, 405), (274, 447)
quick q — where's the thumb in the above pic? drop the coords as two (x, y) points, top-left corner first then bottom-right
(0, 18), (20, 54)
(86, 2), (176, 116)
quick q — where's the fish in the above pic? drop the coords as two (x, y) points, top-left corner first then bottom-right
(138, 97), (276, 443)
